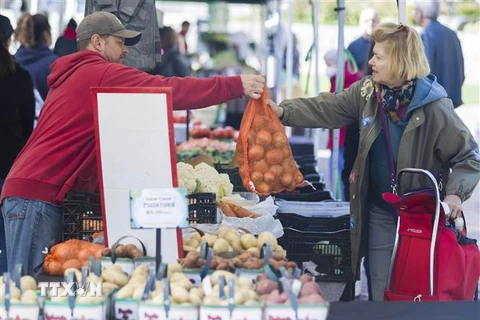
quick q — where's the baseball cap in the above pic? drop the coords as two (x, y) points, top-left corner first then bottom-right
(77, 11), (141, 46)
(0, 14), (14, 42)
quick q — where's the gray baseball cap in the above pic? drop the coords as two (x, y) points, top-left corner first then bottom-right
(77, 11), (141, 46)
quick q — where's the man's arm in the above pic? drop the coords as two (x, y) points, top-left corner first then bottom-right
(101, 64), (264, 110)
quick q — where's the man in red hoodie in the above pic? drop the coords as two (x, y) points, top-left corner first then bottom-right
(0, 11), (265, 276)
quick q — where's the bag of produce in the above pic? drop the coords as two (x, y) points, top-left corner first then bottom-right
(236, 90), (304, 195)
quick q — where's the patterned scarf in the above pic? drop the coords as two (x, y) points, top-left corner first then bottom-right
(374, 80), (416, 123)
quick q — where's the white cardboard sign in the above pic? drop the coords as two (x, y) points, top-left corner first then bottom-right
(92, 87), (181, 263)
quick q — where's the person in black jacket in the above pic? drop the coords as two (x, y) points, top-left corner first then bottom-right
(0, 14), (35, 273)
(53, 18), (77, 57)
(154, 26), (191, 77)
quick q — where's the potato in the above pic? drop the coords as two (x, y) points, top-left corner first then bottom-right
(223, 229), (240, 243)
(105, 264), (124, 275)
(190, 287), (205, 299)
(238, 278), (253, 290)
(217, 226), (233, 239)
(167, 262), (183, 275)
(86, 274), (102, 284)
(101, 247), (112, 257)
(213, 238), (230, 253)
(255, 279), (278, 296)
(201, 234), (217, 247)
(240, 234), (258, 250)
(299, 281), (322, 297)
(170, 272), (190, 284)
(257, 232), (278, 250)
(171, 286), (190, 304)
(227, 237), (243, 252)
(131, 265), (149, 278)
(102, 269), (128, 287)
(20, 275), (37, 292)
(190, 233), (201, 242)
(116, 284), (135, 299)
(150, 288), (164, 299)
(132, 286), (145, 301)
(20, 289), (37, 303)
(189, 289), (203, 305)
(101, 282), (119, 296)
(114, 244), (127, 258)
(187, 238), (200, 248)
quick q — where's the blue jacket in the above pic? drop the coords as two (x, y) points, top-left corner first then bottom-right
(347, 36), (372, 73)
(369, 75), (448, 212)
(14, 43), (57, 101)
(422, 20), (464, 107)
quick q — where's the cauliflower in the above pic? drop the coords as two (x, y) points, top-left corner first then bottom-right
(217, 173), (233, 199)
(194, 163), (233, 200)
(177, 162), (198, 193)
(194, 163), (219, 194)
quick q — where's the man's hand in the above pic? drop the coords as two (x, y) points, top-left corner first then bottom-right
(240, 74), (265, 99)
(443, 194), (462, 219)
(266, 99), (284, 118)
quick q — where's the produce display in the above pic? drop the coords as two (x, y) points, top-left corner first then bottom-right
(0, 275), (37, 304)
(43, 239), (105, 276)
(236, 91), (304, 195)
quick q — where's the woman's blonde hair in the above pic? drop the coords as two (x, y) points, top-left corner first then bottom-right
(15, 13), (51, 49)
(372, 22), (430, 80)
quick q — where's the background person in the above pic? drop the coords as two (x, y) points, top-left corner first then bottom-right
(413, 0), (465, 108)
(347, 8), (379, 75)
(14, 13), (57, 101)
(154, 26), (191, 77)
(0, 11), (265, 277)
(0, 14), (35, 274)
(53, 18), (78, 57)
(267, 22), (480, 301)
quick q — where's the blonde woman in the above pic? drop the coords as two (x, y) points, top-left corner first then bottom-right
(268, 23), (480, 301)
(14, 13), (57, 100)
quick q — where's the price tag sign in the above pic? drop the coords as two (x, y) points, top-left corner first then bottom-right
(130, 188), (188, 229)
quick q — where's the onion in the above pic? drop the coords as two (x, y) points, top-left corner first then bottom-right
(256, 182), (271, 195)
(265, 149), (284, 165)
(251, 171), (263, 184)
(256, 130), (273, 147)
(252, 160), (269, 173)
(248, 145), (265, 162)
(272, 132), (288, 148)
(263, 171), (275, 184)
(281, 173), (294, 187)
(269, 165), (283, 177)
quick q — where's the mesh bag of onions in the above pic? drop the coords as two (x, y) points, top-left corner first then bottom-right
(236, 90), (304, 195)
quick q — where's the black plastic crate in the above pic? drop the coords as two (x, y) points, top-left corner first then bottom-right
(277, 213), (350, 233)
(215, 167), (246, 192)
(186, 193), (217, 224)
(278, 227), (354, 282)
(62, 192), (103, 241)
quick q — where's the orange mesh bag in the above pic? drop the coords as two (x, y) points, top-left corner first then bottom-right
(236, 90), (304, 195)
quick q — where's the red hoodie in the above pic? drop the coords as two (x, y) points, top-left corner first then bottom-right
(327, 64), (362, 149)
(1, 51), (243, 204)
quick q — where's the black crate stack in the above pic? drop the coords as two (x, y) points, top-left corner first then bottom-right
(62, 192), (103, 241)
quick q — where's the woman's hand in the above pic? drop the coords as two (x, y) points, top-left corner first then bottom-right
(443, 194), (462, 219)
(266, 99), (284, 118)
